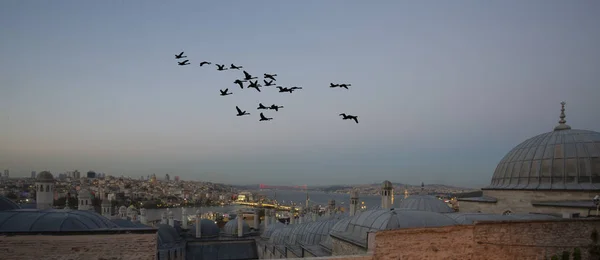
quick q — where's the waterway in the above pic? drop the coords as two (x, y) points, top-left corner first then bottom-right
(145, 190), (396, 221)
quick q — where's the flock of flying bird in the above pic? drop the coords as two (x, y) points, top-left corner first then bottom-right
(174, 51), (359, 123)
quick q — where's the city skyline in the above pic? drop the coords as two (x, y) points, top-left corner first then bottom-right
(1, 1), (600, 188)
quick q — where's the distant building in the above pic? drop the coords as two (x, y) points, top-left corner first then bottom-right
(87, 171), (96, 179)
(175, 176), (180, 182)
(165, 174), (170, 182)
(73, 170), (81, 179)
(3, 169), (8, 180)
(30, 171), (36, 179)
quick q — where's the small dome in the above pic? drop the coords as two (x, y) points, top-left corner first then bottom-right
(157, 224), (182, 248)
(350, 190), (359, 198)
(487, 103), (600, 190)
(268, 226), (294, 245)
(0, 209), (120, 232)
(398, 195), (454, 213)
(0, 196), (21, 211)
(298, 218), (339, 246)
(382, 180), (393, 189)
(330, 209), (457, 247)
(78, 188), (91, 199)
(222, 217), (250, 236)
(188, 219), (221, 238)
(36, 171), (54, 182)
(260, 222), (286, 239)
(101, 198), (111, 206)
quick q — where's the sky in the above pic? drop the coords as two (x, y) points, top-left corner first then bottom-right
(1, 1), (599, 188)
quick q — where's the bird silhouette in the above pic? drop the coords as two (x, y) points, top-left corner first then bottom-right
(257, 103), (269, 110)
(216, 64), (228, 71)
(234, 79), (245, 89)
(247, 80), (262, 92)
(339, 113), (359, 124)
(269, 104), (284, 112)
(329, 83), (340, 88)
(243, 71), (257, 81)
(264, 73), (277, 81)
(178, 60), (190, 66)
(220, 89), (232, 96)
(230, 64), (243, 70)
(276, 86), (293, 93)
(236, 106), (250, 116)
(289, 86), (303, 92)
(175, 52), (187, 59)
(259, 112), (273, 121)
(263, 80), (276, 86)
(339, 84), (351, 89)
(200, 61), (212, 66)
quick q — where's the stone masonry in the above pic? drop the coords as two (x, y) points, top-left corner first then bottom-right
(0, 233), (157, 260)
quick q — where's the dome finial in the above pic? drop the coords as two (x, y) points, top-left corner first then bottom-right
(554, 101), (571, 131)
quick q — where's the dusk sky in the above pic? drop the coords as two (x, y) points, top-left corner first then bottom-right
(1, 1), (599, 188)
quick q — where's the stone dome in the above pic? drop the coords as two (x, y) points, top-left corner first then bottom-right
(487, 103), (600, 190)
(188, 219), (220, 238)
(222, 217), (250, 237)
(382, 180), (393, 189)
(36, 171), (54, 182)
(398, 195), (455, 213)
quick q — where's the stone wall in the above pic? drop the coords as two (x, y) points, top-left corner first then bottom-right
(373, 219), (600, 260)
(460, 190), (595, 216)
(0, 233), (157, 260)
(331, 237), (367, 256)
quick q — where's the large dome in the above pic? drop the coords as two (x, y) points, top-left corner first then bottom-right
(487, 103), (600, 190)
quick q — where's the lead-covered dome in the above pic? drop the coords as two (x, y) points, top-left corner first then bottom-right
(398, 195), (454, 213)
(36, 171), (54, 182)
(487, 103), (600, 190)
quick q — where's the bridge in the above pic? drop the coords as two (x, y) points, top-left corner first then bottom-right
(234, 201), (300, 211)
(259, 184), (308, 190)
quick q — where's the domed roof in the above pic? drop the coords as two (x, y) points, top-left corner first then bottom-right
(0, 196), (21, 211)
(157, 224), (182, 248)
(330, 209), (458, 247)
(0, 209), (120, 232)
(398, 195), (454, 213)
(487, 103), (600, 190)
(260, 222), (286, 239)
(222, 217), (250, 237)
(36, 171), (54, 182)
(188, 219), (220, 238)
(382, 180), (393, 189)
(298, 218), (340, 246)
(268, 225), (294, 244)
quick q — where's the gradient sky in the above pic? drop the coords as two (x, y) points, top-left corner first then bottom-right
(1, 1), (599, 188)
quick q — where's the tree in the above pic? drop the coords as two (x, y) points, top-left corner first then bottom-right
(5, 192), (18, 200)
(561, 251), (570, 260)
(590, 229), (600, 259)
(550, 254), (559, 260)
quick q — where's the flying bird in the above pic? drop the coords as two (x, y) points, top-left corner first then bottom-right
(243, 71), (257, 81)
(220, 89), (232, 96)
(259, 112), (273, 121)
(230, 64), (243, 70)
(216, 64), (228, 71)
(339, 113), (359, 124)
(234, 79), (245, 89)
(257, 103), (269, 110)
(269, 104), (284, 112)
(263, 80), (276, 86)
(175, 52), (187, 59)
(236, 106), (250, 116)
(290, 86), (303, 91)
(200, 61), (212, 66)
(178, 60), (190, 66)
(339, 84), (351, 89)
(329, 83), (340, 88)
(264, 73), (277, 81)
(247, 80), (262, 92)
(276, 86), (293, 93)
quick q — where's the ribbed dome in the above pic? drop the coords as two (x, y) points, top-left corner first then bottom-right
(487, 129), (600, 190)
(398, 195), (454, 213)
(188, 219), (220, 238)
(36, 171), (54, 182)
(222, 217), (250, 237)
(487, 103), (600, 191)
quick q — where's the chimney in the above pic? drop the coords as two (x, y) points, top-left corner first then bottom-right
(195, 209), (201, 238)
(237, 209), (244, 237)
(264, 209), (270, 229)
(298, 207), (304, 224)
(140, 208), (147, 225)
(253, 208), (260, 230)
(312, 205), (318, 222)
(290, 208), (295, 225)
(181, 207), (188, 229)
(161, 211), (167, 224)
(167, 209), (174, 227)
(350, 190), (359, 216)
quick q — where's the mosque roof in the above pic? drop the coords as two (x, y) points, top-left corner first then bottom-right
(268, 225), (294, 245)
(222, 217), (251, 237)
(157, 224), (183, 248)
(110, 219), (151, 228)
(260, 222), (286, 239)
(444, 212), (559, 224)
(298, 218), (339, 246)
(187, 218), (221, 238)
(397, 195), (455, 213)
(0, 196), (21, 211)
(0, 209), (121, 232)
(330, 209), (458, 248)
(486, 102), (600, 191)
